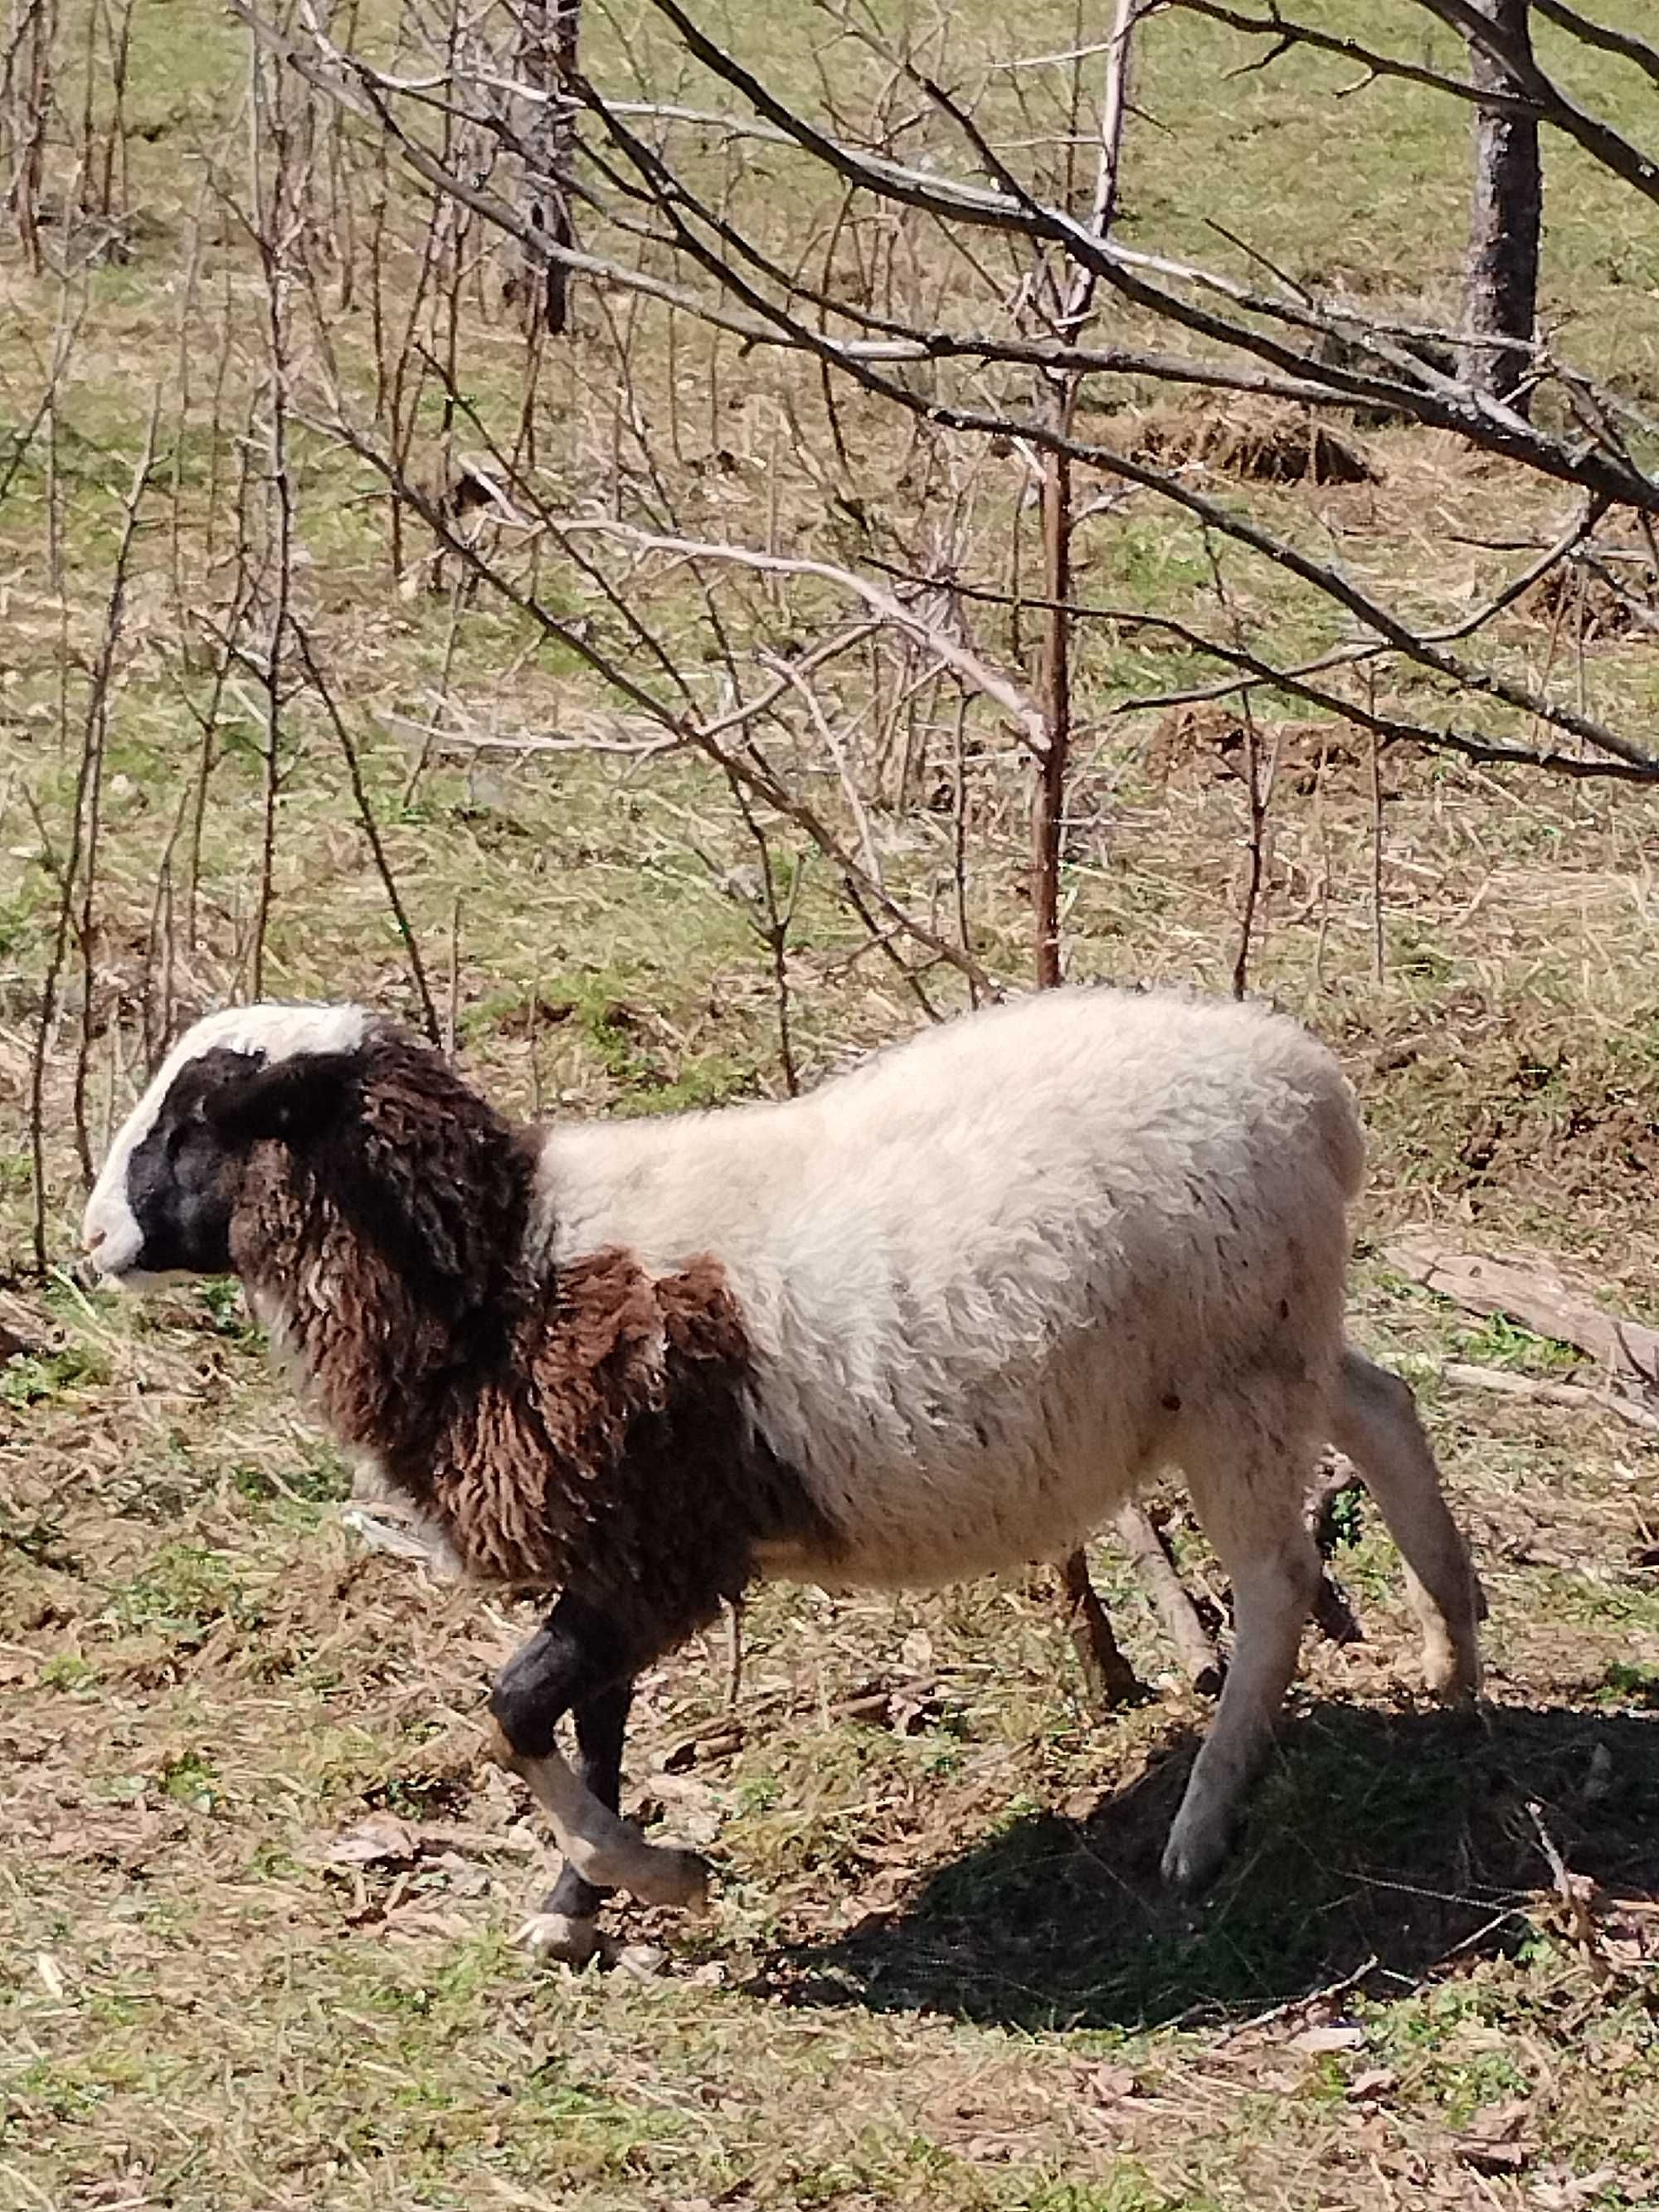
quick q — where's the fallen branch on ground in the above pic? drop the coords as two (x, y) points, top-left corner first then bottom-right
(1442, 1360), (1659, 1434)
(1386, 1235), (1659, 1393)
(1113, 1503), (1226, 1696)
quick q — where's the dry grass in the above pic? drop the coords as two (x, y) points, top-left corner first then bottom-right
(1125, 398), (1381, 488)
(2, 1255), (1658, 2210)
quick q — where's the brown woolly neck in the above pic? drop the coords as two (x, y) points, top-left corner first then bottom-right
(226, 1027), (821, 1625)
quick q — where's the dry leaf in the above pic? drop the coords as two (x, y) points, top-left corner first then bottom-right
(1288, 2021), (1366, 2054)
(323, 1814), (421, 1867)
(615, 1942), (669, 1981)
(1346, 2067), (1398, 2103)
(1455, 2098), (1535, 2175)
(379, 1903), (473, 1942)
(1529, 2166), (1624, 2210)
(661, 1726), (744, 1772)
(963, 2134), (1016, 2163)
(1085, 2062), (1141, 2103)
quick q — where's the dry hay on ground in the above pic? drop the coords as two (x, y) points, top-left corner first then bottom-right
(1126, 396), (1380, 487)
(1145, 703), (1404, 796)
(1525, 549), (1659, 643)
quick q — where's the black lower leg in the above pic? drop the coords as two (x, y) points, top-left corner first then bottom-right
(492, 1580), (717, 1927)
(489, 1590), (634, 1762)
(540, 1679), (634, 1920)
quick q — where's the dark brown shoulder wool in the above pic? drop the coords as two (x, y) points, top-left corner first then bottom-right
(440, 1248), (814, 1632)
(229, 1029), (823, 1641)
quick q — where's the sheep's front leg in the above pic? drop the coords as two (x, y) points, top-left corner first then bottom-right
(516, 1682), (635, 1965)
(489, 1593), (709, 1917)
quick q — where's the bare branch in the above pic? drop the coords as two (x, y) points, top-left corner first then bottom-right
(309, 410), (1001, 995)
(289, 623), (443, 1045)
(1531, 0), (1659, 90)
(1170, 0), (1659, 206)
(547, 517), (1048, 756)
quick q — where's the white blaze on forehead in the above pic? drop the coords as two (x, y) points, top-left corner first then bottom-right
(82, 1001), (372, 1283)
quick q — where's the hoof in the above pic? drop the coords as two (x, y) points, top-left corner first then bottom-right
(1160, 1814), (1228, 1896)
(572, 1824), (712, 1912)
(623, 1844), (711, 1913)
(514, 1912), (605, 1967)
(1422, 1636), (1482, 1705)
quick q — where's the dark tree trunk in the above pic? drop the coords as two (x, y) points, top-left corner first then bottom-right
(1032, 439), (1071, 993)
(1460, 0), (1542, 411)
(1058, 1548), (1146, 1711)
(518, 0), (580, 335)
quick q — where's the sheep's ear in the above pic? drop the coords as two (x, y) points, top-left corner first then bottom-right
(205, 1051), (359, 1148)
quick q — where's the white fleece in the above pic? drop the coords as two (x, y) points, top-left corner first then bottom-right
(533, 986), (1364, 1589)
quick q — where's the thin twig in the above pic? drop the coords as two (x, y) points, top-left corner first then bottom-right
(289, 623), (443, 1044)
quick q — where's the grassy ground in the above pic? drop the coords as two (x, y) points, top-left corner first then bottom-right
(4, 0), (1659, 2206)
(3, 1262), (1657, 2210)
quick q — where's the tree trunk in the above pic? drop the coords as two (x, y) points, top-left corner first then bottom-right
(518, 0), (580, 335)
(1041, 435), (1146, 1709)
(1058, 1549), (1146, 1711)
(1460, 0), (1541, 411)
(1032, 437), (1071, 991)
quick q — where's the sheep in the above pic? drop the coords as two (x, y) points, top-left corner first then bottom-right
(82, 988), (1481, 1963)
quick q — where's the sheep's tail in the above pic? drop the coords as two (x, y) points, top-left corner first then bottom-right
(1312, 1062), (1366, 1208)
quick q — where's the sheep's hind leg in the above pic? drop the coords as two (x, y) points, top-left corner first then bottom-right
(516, 1681), (634, 1966)
(489, 1594), (709, 1918)
(1331, 1346), (1482, 1701)
(1161, 1416), (1321, 1893)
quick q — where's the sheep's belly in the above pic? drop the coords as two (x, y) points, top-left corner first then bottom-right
(750, 1441), (1149, 1592)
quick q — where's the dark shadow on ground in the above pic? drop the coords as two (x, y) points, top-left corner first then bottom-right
(765, 1696), (1659, 2031)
